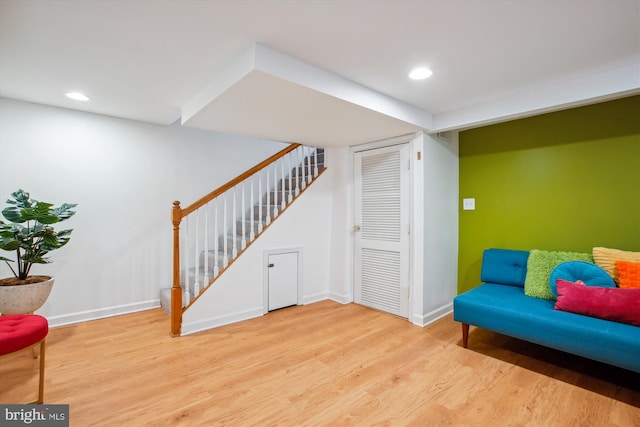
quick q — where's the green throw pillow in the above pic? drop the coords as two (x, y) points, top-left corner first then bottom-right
(524, 249), (593, 300)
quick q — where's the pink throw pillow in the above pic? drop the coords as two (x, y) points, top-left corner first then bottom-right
(554, 279), (640, 326)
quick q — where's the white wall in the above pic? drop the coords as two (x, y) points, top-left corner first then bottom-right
(0, 98), (286, 325)
(421, 133), (459, 323)
(326, 146), (353, 303)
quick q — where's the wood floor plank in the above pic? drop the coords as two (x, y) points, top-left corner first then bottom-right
(1, 300), (638, 426)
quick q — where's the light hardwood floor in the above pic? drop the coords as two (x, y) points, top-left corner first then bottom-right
(2, 300), (639, 426)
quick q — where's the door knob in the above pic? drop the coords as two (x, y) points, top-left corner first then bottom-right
(268, 263), (275, 268)
(353, 225), (361, 232)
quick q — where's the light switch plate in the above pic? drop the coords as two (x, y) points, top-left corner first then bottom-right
(463, 198), (475, 210)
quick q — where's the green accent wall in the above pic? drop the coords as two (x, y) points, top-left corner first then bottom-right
(458, 95), (640, 293)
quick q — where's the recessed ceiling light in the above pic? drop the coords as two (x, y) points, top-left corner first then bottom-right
(409, 67), (433, 80)
(65, 92), (91, 101)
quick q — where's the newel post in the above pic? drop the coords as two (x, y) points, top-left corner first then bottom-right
(171, 201), (183, 336)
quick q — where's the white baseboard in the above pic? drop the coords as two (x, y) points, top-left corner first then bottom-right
(303, 291), (352, 305)
(47, 299), (160, 328)
(302, 291), (330, 305)
(411, 302), (453, 327)
(181, 307), (264, 336)
(328, 291), (352, 304)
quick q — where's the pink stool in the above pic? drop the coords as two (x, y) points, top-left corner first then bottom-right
(0, 314), (49, 403)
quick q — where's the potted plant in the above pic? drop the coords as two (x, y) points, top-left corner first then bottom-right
(0, 189), (77, 314)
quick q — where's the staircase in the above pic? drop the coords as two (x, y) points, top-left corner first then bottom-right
(160, 144), (326, 335)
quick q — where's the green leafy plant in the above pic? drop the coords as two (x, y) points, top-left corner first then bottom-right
(0, 189), (77, 282)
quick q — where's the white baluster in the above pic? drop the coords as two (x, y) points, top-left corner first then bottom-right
(307, 146), (314, 184)
(301, 146), (307, 190)
(223, 194), (229, 268)
(273, 163), (279, 219)
(241, 182), (246, 250)
(194, 209), (200, 296)
(305, 146), (311, 186)
(266, 167), (271, 225)
(258, 172), (263, 233)
(281, 156), (286, 210)
(232, 188), (238, 259)
(213, 198), (219, 277)
(295, 146), (301, 196)
(250, 177), (256, 241)
(184, 217), (190, 304)
(204, 204), (209, 286)
(288, 152), (293, 203)
(314, 146), (319, 177)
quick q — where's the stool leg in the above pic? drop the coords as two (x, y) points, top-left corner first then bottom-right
(37, 339), (45, 403)
(29, 339), (46, 404)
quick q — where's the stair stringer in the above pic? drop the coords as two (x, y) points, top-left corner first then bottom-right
(181, 170), (333, 335)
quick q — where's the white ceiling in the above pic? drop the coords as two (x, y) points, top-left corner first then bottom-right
(1, 0), (639, 146)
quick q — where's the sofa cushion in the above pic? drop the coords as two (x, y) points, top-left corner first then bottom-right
(616, 260), (640, 289)
(593, 247), (640, 284)
(524, 250), (593, 300)
(480, 248), (530, 287)
(555, 280), (640, 326)
(549, 261), (615, 298)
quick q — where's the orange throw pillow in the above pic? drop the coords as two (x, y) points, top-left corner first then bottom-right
(593, 247), (640, 283)
(616, 260), (640, 289)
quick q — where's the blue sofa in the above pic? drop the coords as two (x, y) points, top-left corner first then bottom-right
(453, 248), (640, 373)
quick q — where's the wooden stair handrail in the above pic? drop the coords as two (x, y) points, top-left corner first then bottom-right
(177, 143), (302, 219)
(171, 142), (302, 336)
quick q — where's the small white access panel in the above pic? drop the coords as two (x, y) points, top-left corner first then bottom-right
(267, 251), (299, 311)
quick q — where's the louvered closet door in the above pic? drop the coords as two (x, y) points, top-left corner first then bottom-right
(354, 144), (410, 318)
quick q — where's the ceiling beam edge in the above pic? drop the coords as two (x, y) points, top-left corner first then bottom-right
(431, 64), (640, 133)
(253, 44), (433, 130)
(181, 46), (257, 125)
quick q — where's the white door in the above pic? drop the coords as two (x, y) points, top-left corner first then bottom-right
(268, 252), (299, 311)
(354, 144), (410, 318)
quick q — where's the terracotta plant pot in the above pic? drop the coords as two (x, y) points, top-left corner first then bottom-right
(0, 277), (54, 314)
